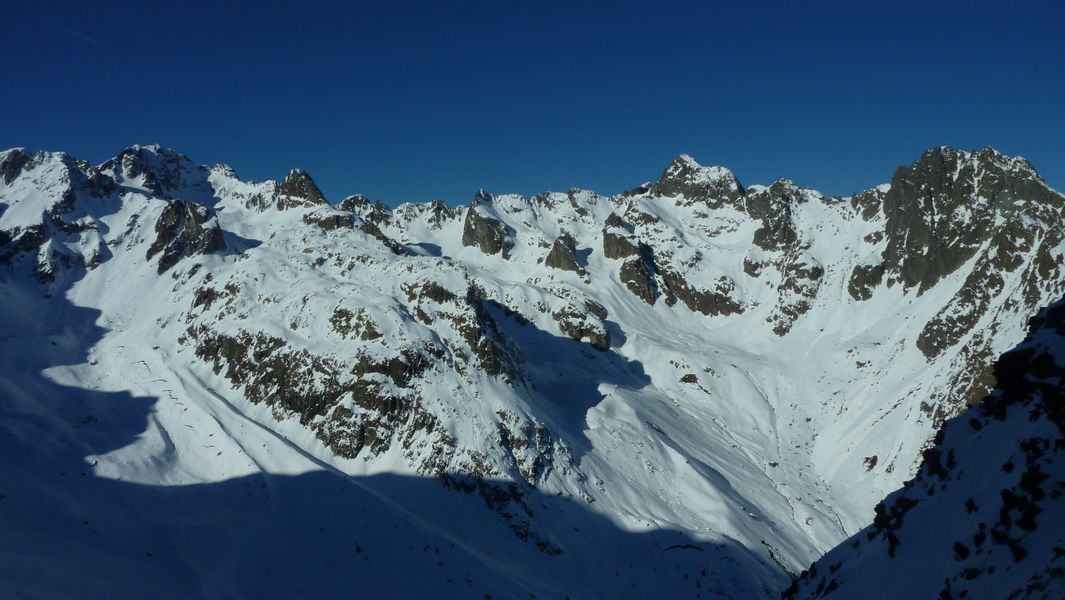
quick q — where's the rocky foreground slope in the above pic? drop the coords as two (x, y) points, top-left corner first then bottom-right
(0, 144), (1062, 598)
(786, 297), (1065, 599)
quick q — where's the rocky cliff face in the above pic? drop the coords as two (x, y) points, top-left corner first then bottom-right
(1, 144), (1062, 598)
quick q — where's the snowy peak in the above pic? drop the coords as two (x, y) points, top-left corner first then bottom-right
(276, 167), (327, 208)
(2, 143), (1065, 598)
(879, 145), (1064, 294)
(100, 144), (214, 201)
(652, 153), (745, 206)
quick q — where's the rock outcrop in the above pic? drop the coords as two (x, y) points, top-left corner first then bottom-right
(461, 190), (514, 258)
(544, 231), (584, 274)
(276, 168), (327, 209)
(145, 200), (226, 273)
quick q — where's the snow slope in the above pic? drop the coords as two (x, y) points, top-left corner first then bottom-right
(0, 144), (1062, 598)
(786, 297), (1065, 599)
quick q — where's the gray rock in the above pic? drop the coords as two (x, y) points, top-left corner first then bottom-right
(461, 191), (514, 259)
(0, 148), (29, 185)
(544, 231), (584, 274)
(276, 168), (327, 209)
(146, 201), (226, 274)
(619, 250), (658, 305)
(881, 147), (1060, 293)
(602, 213), (640, 259)
(651, 154), (745, 208)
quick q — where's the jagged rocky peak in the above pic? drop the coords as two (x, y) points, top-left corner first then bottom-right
(337, 193), (372, 211)
(652, 153), (745, 206)
(337, 193), (392, 225)
(461, 189), (514, 259)
(880, 146), (1064, 293)
(102, 144), (206, 198)
(276, 168), (327, 209)
(401, 199), (454, 229)
(742, 179), (817, 252)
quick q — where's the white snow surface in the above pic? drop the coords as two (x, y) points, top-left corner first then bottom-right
(0, 145), (1062, 599)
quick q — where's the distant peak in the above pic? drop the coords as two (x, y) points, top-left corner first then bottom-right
(472, 188), (492, 204)
(118, 144), (185, 160)
(906, 145), (1044, 187)
(277, 168), (326, 206)
(653, 153), (744, 203)
(670, 153), (700, 168)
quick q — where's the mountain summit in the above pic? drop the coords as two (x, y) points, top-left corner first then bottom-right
(1, 145), (1062, 598)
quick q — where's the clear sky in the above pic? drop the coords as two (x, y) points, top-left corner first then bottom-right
(3, 1), (1063, 205)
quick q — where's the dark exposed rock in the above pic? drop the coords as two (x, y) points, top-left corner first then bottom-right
(404, 281), (525, 382)
(745, 180), (802, 251)
(359, 221), (412, 255)
(659, 269), (743, 317)
(338, 194), (393, 225)
(185, 325), (453, 468)
(652, 154), (745, 208)
(917, 224), (1063, 359)
(496, 410), (555, 484)
(552, 305), (610, 351)
(461, 192), (513, 259)
(85, 168), (117, 197)
(393, 199), (453, 229)
(145, 200), (226, 274)
(330, 307), (382, 341)
(102, 145), (211, 199)
(850, 187), (886, 222)
(743, 257), (763, 278)
(848, 263), (886, 301)
(602, 213), (640, 259)
(768, 253), (824, 335)
(276, 168), (327, 209)
(544, 231), (584, 274)
(0, 148), (29, 185)
(881, 147), (1062, 294)
(583, 298), (608, 321)
(619, 248), (658, 305)
(302, 211), (354, 231)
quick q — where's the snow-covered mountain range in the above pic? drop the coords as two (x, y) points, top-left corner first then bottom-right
(1, 144), (1062, 598)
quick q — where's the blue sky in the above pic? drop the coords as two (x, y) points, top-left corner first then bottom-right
(3, 1), (1063, 205)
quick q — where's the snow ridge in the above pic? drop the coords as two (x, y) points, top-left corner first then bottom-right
(1, 144), (1063, 598)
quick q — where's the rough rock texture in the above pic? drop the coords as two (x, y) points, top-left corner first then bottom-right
(461, 191), (514, 259)
(881, 147), (1061, 294)
(652, 153), (745, 208)
(745, 180), (803, 252)
(276, 168), (327, 209)
(0, 148), (29, 185)
(602, 213), (640, 259)
(145, 200), (226, 274)
(618, 245), (659, 305)
(544, 231), (584, 274)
